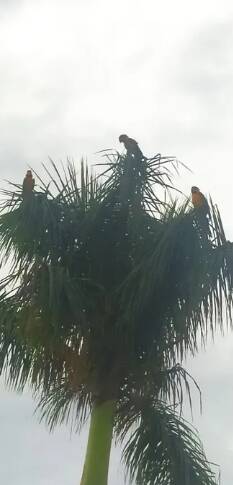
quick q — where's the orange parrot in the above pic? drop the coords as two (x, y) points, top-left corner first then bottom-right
(119, 134), (144, 159)
(23, 170), (35, 198)
(191, 186), (210, 238)
(191, 186), (209, 215)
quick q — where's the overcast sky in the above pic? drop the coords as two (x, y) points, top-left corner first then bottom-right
(1, 0), (233, 484)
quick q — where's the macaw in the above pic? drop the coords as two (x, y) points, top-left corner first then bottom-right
(191, 186), (209, 215)
(119, 134), (144, 159)
(23, 170), (35, 198)
(191, 186), (210, 239)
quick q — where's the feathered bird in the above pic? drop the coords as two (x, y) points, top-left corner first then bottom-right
(23, 170), (35, 198)
(191, 186), (209, 215)
(119, 134), (144, 159)
(191, 186), (210, 238)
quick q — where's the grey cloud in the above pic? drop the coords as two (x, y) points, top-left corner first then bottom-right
(0, 0), (25, 7)
(174, 20), (233, 120)
(0, 384), (125, 484)
(120, 47), (156, 74)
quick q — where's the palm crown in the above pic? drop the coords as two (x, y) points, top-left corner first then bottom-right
(0, 147), (232, 484)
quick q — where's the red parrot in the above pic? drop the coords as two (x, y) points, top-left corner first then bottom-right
(23, 170), (35, 198)
(119, 134), (144, 159)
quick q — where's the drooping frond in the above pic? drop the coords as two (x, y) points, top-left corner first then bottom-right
(36, 382), (91, 432)
(115, 361), (201, 443)
(118, 198), (233, 362)
(121, 400), (217, 485)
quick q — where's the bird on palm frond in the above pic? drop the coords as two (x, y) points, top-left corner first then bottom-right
(191, 186), (209, 215)
(23, 170), (35, 198)
(119, 134), (145, 159)
(191, 186), (210, 238)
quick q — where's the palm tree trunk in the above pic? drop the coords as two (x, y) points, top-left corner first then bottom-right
(80, 399), (116, 485)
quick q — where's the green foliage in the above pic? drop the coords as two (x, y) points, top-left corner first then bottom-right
(121, 400), (216, 485)
(0, 150), (232, 484)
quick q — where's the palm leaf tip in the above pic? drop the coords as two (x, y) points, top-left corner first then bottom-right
(122, 402), (218, 485)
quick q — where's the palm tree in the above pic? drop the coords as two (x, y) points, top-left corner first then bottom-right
(0, 147), (232, 485)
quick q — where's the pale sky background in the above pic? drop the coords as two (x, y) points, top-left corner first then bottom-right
(1, 0), (233, 483)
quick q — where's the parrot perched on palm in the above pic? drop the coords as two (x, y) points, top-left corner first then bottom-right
(23, 170), (35, 198)
(119, 134), (144, 159)
(191, 186), (210, 238)
(191, 186), (209, 215)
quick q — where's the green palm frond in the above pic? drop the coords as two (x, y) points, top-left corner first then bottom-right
(0, 155), (233, 392)
(0, 160), (100, 266)
(158, 364), (202, 416)
(1, 155), (232, 386)
(0, 150), (231, 484)
(36, 382), (91, 432)
(97, 151), (183, 215)
(115, 361), (201, 443)
(118, 198), (233, 361)
(121, 400), (217, 485)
